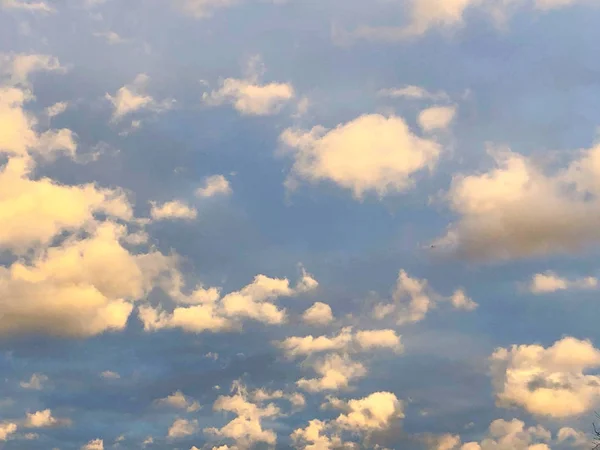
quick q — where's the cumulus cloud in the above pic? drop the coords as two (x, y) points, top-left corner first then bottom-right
(330, 392), (404, 431)
(433, 145), (600, 260)
(203, 57), (295, 116)
(0, 422), (17, 441)
(302, 302), (334, 326)
(45, 101), (68, 118)
(418, 105), (457, 133)
(168, 418), (199, 439)
(0, 221), (172, 338)
(139, 269), (318, 333)
(204, 381), (279, 448)
(150, 200), (198, 221)
(0, 53), (65, 86)
(277, 327), (402, 358)
(20, 373), (47, 390)
(24, 409), (71, 428)
(528, 271), (598, 294)
(195, 174), (232, 198)
(297, 353), (367, 393)
(279, 114), (441, 199)
(81, 439), (104, 450)
(105, 74), (173, 121)
(490, 336), (600, 417)
(372, 270), (477, 325)
(155, 391), (201, 412)
(291, 419), (346, 450)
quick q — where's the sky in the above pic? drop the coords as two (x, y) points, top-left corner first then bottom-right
(1, 0), (600, 449)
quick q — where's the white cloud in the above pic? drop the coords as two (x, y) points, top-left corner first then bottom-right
(176, 0), (238, 18)
(45, 101), (68, 118)
(297, 353), (367, 393)
(279, 114), (441, 199)
(0, 0), (53, 13)
(204, 381), (279, 448)
(378, 85), (450, 102)
(490, 336), (600, 417)
(0, 221), (172, 338)
(0, 53), (65, 86)
(331, 392), (404, 431)
(20, 373), (47, 390)
(195, 175), (232, 198)
(418, 105), (457, 133)
(354, 330), (403, 353)
(81, 439), (104, 450)
(93, 31), (125, 45)
(0, 422), (17, 441)
(139, 269), (318, 333)
(105, 74), (173, 121)
(203, 70), (295, 116)
(100, 370), (120, 379)
(168, 418), (199, 439)
(150, 200), (198, 221)
(291, 419), (345, 450)
(24, 409), (71, 428)
(155, 391), (201, 412)
(433, 145), (600, 260)
(302, 302), (334, 326)
(372, 270), (477, 325)
(529, 271), (598, 294)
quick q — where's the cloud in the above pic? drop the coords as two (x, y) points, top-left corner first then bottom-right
(150, 200), (198, 221)
(204, 381), (279, 448)
(418, 106), (457, 133)
(203, 57), (295, 117)
(0, 0), (53, 13)
(20, 373), (48, 390)
(297, 353), (367, 393)
(0, 53), (65, 86)
(529, 271), (598, 294)
(0, 422), (17, 441)
(139, 269), (318, 333)
(175, 0), (238, 18)
(24, 409), (71, 428)
(105, 74), (173, 121)
(433, 144), (600, 260)
(100, 370), (120, 379)
(195, 175), (232, 198)
(81, 439), (104, 450)
(331, 392), (404, 431)
(0, 221), (172, 338)
(302, 302), (334, 326)
(0, 88), (76, 160)
(279, 114), (441, 199)
(93, 31), (125, 45)
(291, 419), (346, 450)
(45, 101), (68, 118)
(155, 391), (201, 412)
(378, 85), (450, 102)
(490, 336), (600, 418)
(168, 418), (199, 439)
(372, 270), (477, 325)
(277, 327), (402, 358)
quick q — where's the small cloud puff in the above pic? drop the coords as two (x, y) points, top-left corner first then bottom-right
(195, 174), (232, 198)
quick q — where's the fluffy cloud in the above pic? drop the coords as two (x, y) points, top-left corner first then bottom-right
(0, 422), (17, 441)
(332, 392), (404, 431)
(529, 271), (598, 294)
(297, 353), (367, 393)
(195, 174), (232, 198)
(434, 145), (600, 260)
(279, 114), (441, 199)
(150, 200), (198, 221)
(105, 74), (173, 121)
(168, 418), (199, 439)
(490, 336), (600, 417)
(0, 221), (171, 337)
(155, 391), (201, 412)
(378, 85), (450, 102)
(81, 439), (104, 450)
(302, 302), (334, 326)
(140, 269), (318, 333)
(277, 327), (402, 358)
(24, 409), (71, 428)
(0, 53), (65, 86)
(205, 382), (279, 448)
(418, 106), (457, 133)
(291, 419), (346, 450)
(203, 56), (295, 116)
(373, 270), (477, 324)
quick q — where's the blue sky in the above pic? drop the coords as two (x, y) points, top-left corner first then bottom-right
(2, 0), (600, 449)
